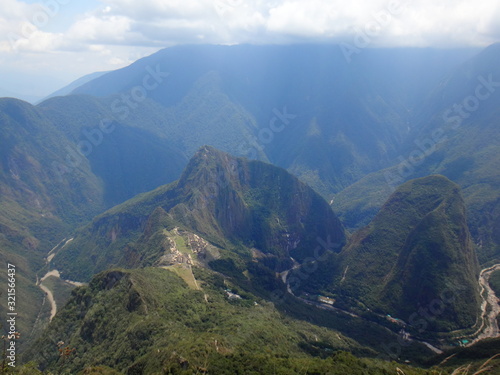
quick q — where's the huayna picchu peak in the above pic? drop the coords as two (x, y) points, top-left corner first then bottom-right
(51, 146), (346, 281)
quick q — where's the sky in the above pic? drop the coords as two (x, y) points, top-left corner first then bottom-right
(1, 0), (499, 102)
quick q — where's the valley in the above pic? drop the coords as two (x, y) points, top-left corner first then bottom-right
(284, 258), (500, 353)
(1, 43), (499, 373)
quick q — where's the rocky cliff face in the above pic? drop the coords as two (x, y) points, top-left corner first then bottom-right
(172, 146), (346, 262)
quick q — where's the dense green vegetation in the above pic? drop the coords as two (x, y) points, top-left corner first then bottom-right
(21, 153), (490, 371)
(39, 276), (77, 312)
(22, 268), (445, 374)
(46, 159), (484, 367)
(0, 98), (104, 347)
(296, 176), (481, 333)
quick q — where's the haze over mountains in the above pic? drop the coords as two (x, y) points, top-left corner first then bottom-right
(1, 43), (499, 373)
(66, 44), (481, 195)
(333, 43), (500, 262)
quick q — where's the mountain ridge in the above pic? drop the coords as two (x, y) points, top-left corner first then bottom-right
(67, 44), (480, 196)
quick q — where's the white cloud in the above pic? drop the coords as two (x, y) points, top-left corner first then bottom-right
(102, 0), (212, 21)
(2, 0), (499, 54)
(88, 0), (500, 47)
(0, 0), (499, 99)
(67, 15), (133, 43)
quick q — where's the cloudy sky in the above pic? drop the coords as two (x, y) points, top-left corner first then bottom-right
(1, 0), (499, 101)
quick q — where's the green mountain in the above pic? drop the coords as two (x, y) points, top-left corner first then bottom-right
(0, 98), (107, 341)
(34, 147), (452, 370)
(1, 44), (499, 373)
(24, 267), (441, 374)
(52, 146), (346, 282)
(12, 158), (488, 374)
(295, 176), (480, 333)
(0, 95), (188, 344)
(37, 94), (189, 207)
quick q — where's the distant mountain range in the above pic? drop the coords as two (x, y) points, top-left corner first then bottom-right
(38, 71), (109, 104)
(67, 44), (480, 196)
(1, 43), (499, 373)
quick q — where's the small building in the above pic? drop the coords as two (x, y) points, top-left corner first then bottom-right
(318, 296), (335, 305)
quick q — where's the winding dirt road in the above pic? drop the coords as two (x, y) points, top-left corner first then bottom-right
(37, 270), (62, 321)
(36, 238), (79, 322)
(38, 283), (57, 321)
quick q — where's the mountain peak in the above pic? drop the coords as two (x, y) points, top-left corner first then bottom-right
(296, 174), (480, 332)
(54, 146), (346, 280)
(197, 144), (224, 156)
